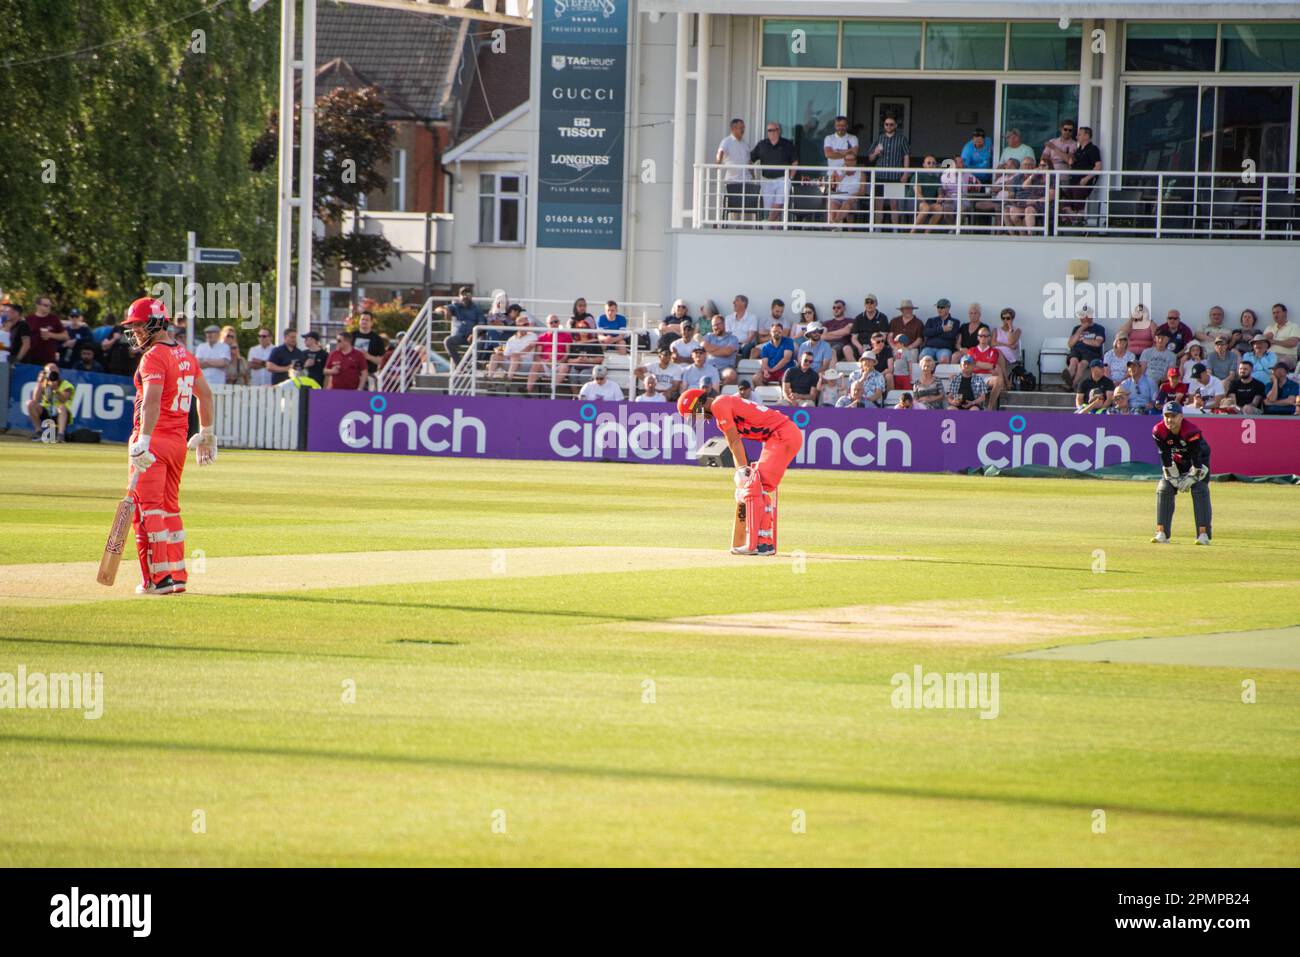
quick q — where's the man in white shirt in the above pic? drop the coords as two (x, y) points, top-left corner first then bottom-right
(998, 128), (1036, 167)
(638, 346), (682, 401)
(635, 374), (667, 402)
(715, 118), (754, 220)
(248, 327), (274, 386)
(578, 364), (624, 402)
(1186, 362), (1225, 410)
(194, 324), (231, 386)
(822, 114), (858, 169)
(724, 294), (758, 357)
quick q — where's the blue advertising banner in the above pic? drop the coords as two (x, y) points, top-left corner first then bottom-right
(6, 364), (136, 442)
(537, 0), (629, 249)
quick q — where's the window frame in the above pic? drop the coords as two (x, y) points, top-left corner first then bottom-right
(477, 171), (528, 247)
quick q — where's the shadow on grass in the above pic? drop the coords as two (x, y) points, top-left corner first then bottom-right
(0, 635), (381, 661)
(225, 592), (658, 624)
(2, 731), (1295, 830)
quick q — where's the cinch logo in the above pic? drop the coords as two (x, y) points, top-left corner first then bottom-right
(1042, 276), (1153, 322)
(798, 422), (913, 468)
(550, 153), (612, 171)
(50, 887), (150, 937)
(337, 403), (486, 454)
(550, 87), (616, 102)
(549, 404), (703, 460)
(977, 418), (1132, 470)
(21, 380), (131, 421)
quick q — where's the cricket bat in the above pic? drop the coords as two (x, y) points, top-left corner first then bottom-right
(97, 472), (139, 587)
(733, 502), (747, 549)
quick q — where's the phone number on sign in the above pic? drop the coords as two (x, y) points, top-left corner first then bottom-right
(543, 214), (615, 225)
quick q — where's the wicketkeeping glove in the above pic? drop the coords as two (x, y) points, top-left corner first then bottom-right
(1174, 473), (1196, 491)
(128, 434), (156, 471)
(1191, 465), (1209, 484)
(1161, 465), (1179, 483)
(188, 426), (218, 466)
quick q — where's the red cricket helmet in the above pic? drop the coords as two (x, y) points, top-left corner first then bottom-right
(677, 387), (707, 417)
(123, 297), (171, 350)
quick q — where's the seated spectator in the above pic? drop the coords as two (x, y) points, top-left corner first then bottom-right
(70, 344), (104, 374)
(565, 314), (603, 388)
(635, 374), (667, 402)
(1180, 342), (1208, 382)
(1264, 364), (1298, 414)
(526, 315), (571, 395)
(323, 331), (368, 391)
(920, 300), (959, 363)
(1075, 387), (1112, 414)
(849, 294), (889, 360)
(847, 352), (886, 407)
(1196, 305), (1230, 349)
(1061, 125), (1102, 223)
(911, 155), (946, 231)
(965, 326), (1006, 409)
(578, 364), (624, 402)
(992, 307), (1022, 371)
(827, 153), (865, 225)
(890, 333), (916, 389)
(1206, 335), (1236, 381)
(890, 299), (924, 351)
(757, 323), (795, 385)
(1102, 334), (1134, 382)
(597, 300), (628, 354)
(1232, 308), (1262, 355)
(1221, 359), (1268, 415)
(955, 303), (989, 362)
(1140, 330), (1177, 389)
(783, 351), (822, 407)
(999, 128), (1036, 167)
(637, 346), (683, 401)
(1114, 360), (1157, 414)
(223, 327), (251, 386)
(818, 368), (847, 406)
(1245, 335), (1277, 383)
(835, 379), (868, 409)
(487, 317), (538, 380)
(571, 297), (596, 327)
(680, 345), (720, 395)
(670, 319), (698, 364)
(1111, 388), (1132, 414)
(659, 299), (690, 348)
(478, 294), (512, 360)
(702, 315), (741, 385)
(697, 299), (721, 332)
(788, 302), (816, 344)
(756, 299), (786, 351)
(1065, 308), (1107, 389)
(1006, 156), (1045, 234)
(1185, 362), (1225, 411)
(911, 356), (945, 409)
(946, 355), (988, 410)
(796, 322), (835, 374)
(1157, 366), (1189, 403)
(1180, 392), (1210, 416)
(820, 299), (855, 361)
(863, 332), (894, 390)
(960, 128), (993, 182)
(981, 160), (1019, 229)
(940, 157), (979, 221)
(442, 286), (483, 366)
(724, 294), (758, 356)
(1157, 309), (1195, 356)
(1264, 302), (1298, 370)
(893, 392), (915, 410)
(737, 379), (754, 401)
(1074, 360), (1114, 411)
(26, 363), (74, 440)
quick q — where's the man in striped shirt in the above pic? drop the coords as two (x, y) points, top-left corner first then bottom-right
(864, 114), (911, 226)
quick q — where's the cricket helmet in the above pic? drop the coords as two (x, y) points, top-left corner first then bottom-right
(677, 387), (707, 417)
(123, 297), (171, 350)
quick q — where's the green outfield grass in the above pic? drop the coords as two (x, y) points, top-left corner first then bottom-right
(0, 439), (1297, 866)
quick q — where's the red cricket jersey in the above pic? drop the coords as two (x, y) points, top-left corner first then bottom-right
(134, 341), (201, 440)
(711, 394), (792, 441)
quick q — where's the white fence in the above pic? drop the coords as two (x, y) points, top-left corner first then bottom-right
(211, 384), (300, 450)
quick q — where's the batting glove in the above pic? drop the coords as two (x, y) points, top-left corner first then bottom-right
(733, 465), (753, 488)
(188, 426), (218, 466)
(128, 434), (156, 471)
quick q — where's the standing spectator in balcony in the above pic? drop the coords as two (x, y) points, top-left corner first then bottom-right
(301, 331), (330, 388)
(703, 315), (741, 384)
(1232, 308), (1261, 355)
(757, 322), (795, 385)
(822, 114), (858, 169)
(1042, 119), (1078, 171)
(1186, 363), (1225, 411)
(955, 303), (990, 362)
(993, 308), (1022, 372)
(1205, 335), (1236, 381)
(248, 327), (274, 385)
(637, 346), (682, 401)
(1157, 309), (1195, 356)
(443, 287), (484, 366)
(999, 128), (1036, 167)
(820, 299), (854, 361)
(1264, 363), (1299, 414)
(1103, 334), (1135, 382)
(57, 309), (94, 368)
(849, 294), (889, 360)
(1115, 360), (1157, 414)
(659, 299), (690, 349)
(527, 315), (571, 395)
(597, 300), (629, 355)
(1062, 126), (1102, 224)
(1263, 302), (1298, 370)
(1179, 342), (1207, 383)
(578, 365), (624, 402)
(670, 318), (698, 364)
(911, 154), (946, 231)
(795, 322), (834, 375)
(1196, 305), (1230, 350)
(864, 113), (911, 226)
(267, 327), (305, 385)
(724, 295), (758, 357)
(1245, 335), (1277, 383)
(946, 355), (988, 410)
(911, 356), (945, 410)
(680, 345), (720, 396)
(921, 299), (959, 363)
(1065, 308), (1107, 389)
(324, 331), (368, 391)
(890, 299), (925, 352)
(846, 352), (886, 407)
(783, 350), (822, 407)
(194, 324), (231, 386)
(750, 121), (797, 223)
(222, 327), (251, 386)
(1221, 359), (1267, 415)
(716, 118), (755, 220)
(827, 152), (865, 226)
(487, 316), (538, 381)
(1140, 330), (1178, 389)
(23, 295), (65, 366)
(966, 326), (1007, 410)
(960, 128), (993, 183)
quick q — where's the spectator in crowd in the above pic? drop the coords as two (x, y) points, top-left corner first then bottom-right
(980, 159), (1019, 228)
(352, 311), (387, 383)
(659, 299), (690, 349)
(443, 287), (484, 366)
(1120, 304), (1155, 357)
(1006, 156), (1045, 234)
(92, 309), (118, 344)
(23, 295), (66, 366)
(965, 325), (1006, 410)
(578, 365), (624, 402)
(1185, 362), (1225, 411)
(999, 128), (1036, 167)
(266, 328), (305, 385)
(820, 298), (855, 360)
(194, 324), (231, 386)
(790, 302), (817, 342)
(1264, 364), (1299, 414)
(863, 332), (894, 390)
(796, 322), (835, 374)
(703, 315), (741, 385)
(955, 303), (990, 361)
(921, 299), (959, 363)
(911, 356), (945, 409)
(527, 315), (571, 395)
(1042, 119), (1078, 171)
(324, 331), (368, 390)
(1065, 308), (1107, 389)
(1102, 334), (1135, 382)
(1157, 365), (1188, 404)
(757, 322), (795, 385)
(756, 298), (786, 348)
(1075, 387), (1112, 415)
(849, 294), (889, 360)
(99, 319), (137, 377)
(1157, 309), (1195, 356)
(890, 333), (916, 389)
(1179, 342), (1207, 383)
(1264, 302), (1298, 369)
(946, 355), (988, 410)
(300, 331), (329, 387)
(836, 378), (868, 409)
(635, 374), (667, 402)
(0, 300), (18, 364)
(637, 346), (682, 401)
(847, 352), (886, 406)
(476, 294), (511, 361)
(1206, 335), (1237, 381)
(819, 367), (847, 406)
(1221, 359), (1267, 415)
(248, 327), (274, 385)
(71, 344), (104, 374)
(724, 294), (758, 357)
(715, 118), (755, 220)
(1140, 329), (1177, 389)
(960, 128), (993, 182)
(570, 297), (595, 327)
(565, 313), (603, 389)
(890, 299), (925, 351)
(1233, 308), (1262, 354)
(697, 298), (721, 332)
(1062, 126), (1102, 223)
(750, 120), (797, 222)
(912, 154), (946, 231)
(783, 350), (822, 407)
(822, 114), (858, 168)
(992, 307), (1022, 372)
(680, 345), (720, 395)
(26, 363), (74, 440)
(1244, 335), (1277, 383)
(827, 152), (865, 226)
(736, 379), (754, 401)
(670, 318), (698, 364)
(597, 300), (629, 354)
(893, 392), (915, 410)
(1196, 305), (1230, 349)
(57, 309), (94, 368)
(864, 113), (911, 226)
(487, 316), (538, 381)
(222, 327), (251, 386)
(940, 156), (980, 221)
(1115, 359), (1157, 414)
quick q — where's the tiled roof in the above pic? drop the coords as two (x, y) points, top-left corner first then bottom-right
(457, 24), (532, 141)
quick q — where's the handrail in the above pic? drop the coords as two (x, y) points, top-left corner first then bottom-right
(456, 322), (642, 400)
(375, 297), (436, 393)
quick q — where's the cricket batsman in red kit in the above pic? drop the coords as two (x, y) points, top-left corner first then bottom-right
(123, 297), (218, 595)
(677, 387), (802, 556)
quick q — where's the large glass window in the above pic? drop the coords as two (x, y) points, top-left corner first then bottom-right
(1008, 22), (1081, 71)
(1122, 86), (1201, 171)
(1221, 23), (1300, 72)
(763, 79), (842, 168)
(924, 22), (1005, 71)
(1214, 86), (1293, 173)
(1001, 85), (1080, 160)
(842, 21), (922, 70)
(762, 19), (839, 68)
(1125, 23), (1217, 72)
(479, 173), (526, 244)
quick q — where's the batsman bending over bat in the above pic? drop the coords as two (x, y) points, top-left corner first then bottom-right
(676, 387), (803, 556)
(1151, 399), (1212, 546)
(116, 297), (218, 594)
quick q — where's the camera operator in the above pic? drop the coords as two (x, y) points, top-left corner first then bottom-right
(26, 363), (75, 442)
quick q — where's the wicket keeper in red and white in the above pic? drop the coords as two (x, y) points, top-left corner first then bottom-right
(123, 297), (219, 595)
(677, 387), (802, 556)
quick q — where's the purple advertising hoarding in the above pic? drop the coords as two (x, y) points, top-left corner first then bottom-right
(308, 391), (1176, 473)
